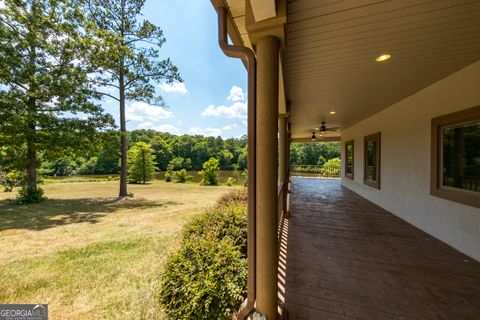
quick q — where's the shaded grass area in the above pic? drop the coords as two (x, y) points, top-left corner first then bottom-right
(0, 181), (230, 319)
(0, 197), (174, 231)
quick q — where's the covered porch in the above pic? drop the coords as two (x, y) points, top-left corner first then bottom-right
(279, 177), (480, 319)
(210, 0), (480, 318)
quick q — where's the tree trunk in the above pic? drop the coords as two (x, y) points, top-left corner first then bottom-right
(119, 69), (128, 197)
(27, 98), (37, 189)
(26, 12), (37, 190)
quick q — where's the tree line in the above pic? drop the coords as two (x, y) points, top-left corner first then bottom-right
(290, 142), (340, 166)
(37, 134), (341, 177)
(39, 130), (248, 176)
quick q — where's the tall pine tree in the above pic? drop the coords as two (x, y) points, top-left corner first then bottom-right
(85, 0), (181, 197)
(0, 0), (114, 199)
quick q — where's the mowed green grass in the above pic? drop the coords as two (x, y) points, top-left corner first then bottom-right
(0, 181), (231, 319)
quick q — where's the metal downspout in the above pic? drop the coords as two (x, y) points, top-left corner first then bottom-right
(217, 6), (257, 319)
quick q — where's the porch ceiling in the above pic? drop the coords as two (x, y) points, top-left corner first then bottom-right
(224, 0), (251, 49)
(285, 0), (480, 139)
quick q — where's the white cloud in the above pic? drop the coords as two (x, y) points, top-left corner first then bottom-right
(221, 124), (238, 131)
(159, 82), (188, 95)
(242, 120), (248, 127)
(189, 127), (223, 137)
(126, 101), (173, 122)
(137, 121), (179, 134)
(202, 86), (248, 119)
(227, 85), (245, 102)
(137, 121), (155, 129)
(201, 102), (247, 119)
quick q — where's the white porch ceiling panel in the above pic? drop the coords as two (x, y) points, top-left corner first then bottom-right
(284, 0), (480, 139)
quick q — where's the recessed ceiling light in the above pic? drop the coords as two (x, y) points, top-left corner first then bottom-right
(329, 111), (336, 115)
(375, 54), (391, 62)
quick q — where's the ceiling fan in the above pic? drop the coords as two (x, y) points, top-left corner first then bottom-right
(305, 121), (340, 141)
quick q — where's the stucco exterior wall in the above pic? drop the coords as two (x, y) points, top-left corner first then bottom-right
(341, 59), (480, 261)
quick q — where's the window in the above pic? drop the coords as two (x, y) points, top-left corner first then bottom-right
(364, 133), (381, 189)
(345, 140), (354, 179)
(431, 106), (480, 208)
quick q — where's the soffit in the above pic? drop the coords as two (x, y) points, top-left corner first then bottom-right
(284, 0), (480, 140)
(225, 0), (252, 49)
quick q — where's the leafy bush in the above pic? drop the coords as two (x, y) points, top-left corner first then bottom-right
(173, 169), (192, 183)
(0, 169), (23, 192)
(160, 236), (247, 320)
(323, 157), (341, 167)
(199, 157), (219, 186)
(17, 186), (46, 204)
(41, 157), (77, 176)
(321, 157), (341, 178)
(159, 189), (248, 319)
(216, 188), (247, 207)
(169, 157), (192, 170)
(317, 155), (326, 166)
(225, 177), (235, 186)
(184, 201), (247, 253)
(242, 169), (248, 187)
(165, 163), (174, 182)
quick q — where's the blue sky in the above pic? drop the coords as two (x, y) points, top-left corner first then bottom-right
(101, 0), (248, 138)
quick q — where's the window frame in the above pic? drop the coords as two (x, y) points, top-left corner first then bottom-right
(430, 105), (480, 208)
(345, 140), (354, 180)
(363, 132), (381, 189)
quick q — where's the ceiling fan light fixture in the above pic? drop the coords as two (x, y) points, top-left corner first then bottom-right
(375, 53), (391, 62)
(311, 132), (316, 141)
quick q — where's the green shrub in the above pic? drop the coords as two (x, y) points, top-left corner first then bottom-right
(0, 169), (23, 192)
(242, 169), (248, 187)
(159, 190), (248, 319)
(173, 169), (192, 183)
(159, 236), (247, 320)
(184, 201), (247, 253)
(199, 158), (219, 186)
(17, 186), (46, 204)
(225, 177), (235, 186)
(216, 188), (248, 207)
(165, 163), (174, 182)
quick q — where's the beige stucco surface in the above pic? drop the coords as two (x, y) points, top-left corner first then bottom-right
(341, 59), (480, 262)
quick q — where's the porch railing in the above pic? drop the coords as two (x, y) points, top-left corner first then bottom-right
(277, 180), (289, 318)
(277, 180), (288, 225)
(290, 164), (341, 178)
(443, 175), (480, 192)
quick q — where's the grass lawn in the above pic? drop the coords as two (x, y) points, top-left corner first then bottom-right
(0, 180), (231, 319)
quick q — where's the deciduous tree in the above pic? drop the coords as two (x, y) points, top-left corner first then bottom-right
(199, 157), (220, 186)
(127, 142), (156, 184)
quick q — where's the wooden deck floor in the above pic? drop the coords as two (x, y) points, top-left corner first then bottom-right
(279, 177), (480, 320)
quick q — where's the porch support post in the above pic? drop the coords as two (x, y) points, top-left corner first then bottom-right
(279, 114), (288, 217)
(279, 115), (287, 184)
(256, 35), (280, 320)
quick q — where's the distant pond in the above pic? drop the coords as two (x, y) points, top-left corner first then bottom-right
(48, 170), (246, 186)
(155, 170), (246, 185)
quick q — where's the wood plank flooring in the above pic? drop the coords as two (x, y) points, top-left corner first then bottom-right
(280, 177), (480, 320)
